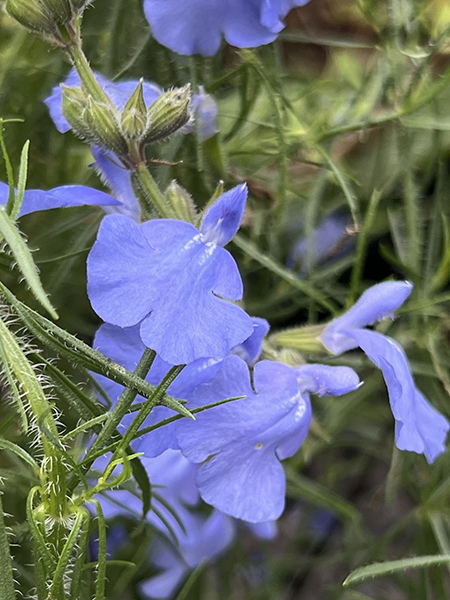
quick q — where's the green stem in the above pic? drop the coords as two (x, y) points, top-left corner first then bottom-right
(66, 43), (111, 105)
(134, 160), (175, 219)
(85, 348), (156, 463)
(110, 365), (184, 461)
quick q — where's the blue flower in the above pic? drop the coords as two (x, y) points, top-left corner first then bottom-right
(87, 184), (254, 365)
(321, 281), (449, 463)
(144, 0), (311, 56)
(93, 311), (268, 456)
(0, 181), (120, 217)
(176, 356), (360, 522)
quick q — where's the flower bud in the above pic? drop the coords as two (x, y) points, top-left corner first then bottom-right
(144, 84), (191, 144)
(84, 98), (128, 157)
(39, 0), (72, 23)
(61, 85), (92, 140)
(165, 181), (198, 223)
(70, 0), (92, 12)
(6, 0), (56, 34)
(121, 79), (148, 141)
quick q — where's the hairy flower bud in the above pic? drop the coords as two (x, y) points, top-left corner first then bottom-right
(121, 79), (148, 141)
(165, 181), (198, 223)
(6, 0), (56, 34)
(144, 84), (191, 144)
(39, 0), (72, 23)
(84, 98), (128, 157)
(70, 0), (92, 12)
(61, 85), (91, 140)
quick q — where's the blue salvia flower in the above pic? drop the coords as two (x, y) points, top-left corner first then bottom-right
(93, 313), (268, 456)
(87, 185), (254, 365)
(321, 281), (449, 463)
(0, 180), (120, 216)
(176, 355), (360, 522)
(144, 0), (311, 56)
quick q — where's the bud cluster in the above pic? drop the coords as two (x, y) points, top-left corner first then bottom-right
(6, 0), (92, 34)
(61, 80), (192, 159)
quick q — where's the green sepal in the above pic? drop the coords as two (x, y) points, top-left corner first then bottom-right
(121, 79), (148, 140)
(85, 97), (128, 157)
(165, 181), (198, 223)
(145, 84), (191, 144)
(6, 0), (56, 34)
(39, 0), (72, 23)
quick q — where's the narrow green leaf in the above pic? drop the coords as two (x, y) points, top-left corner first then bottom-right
(343, 555), (450, 587)
(0, 119), (15, 216)
(0, 336), (28, 432)
(61, 414), (109, 442)
(70, 508), (90, 600)
(0, 494), (16, 600)
(174, 560), (207, 600)
(0, 438), (39, 472)
(91, 500), (107, 600)
(10, 139), (29, 222)
(233, 234), (339, 314)
(318, 146), (360, 226)
(27, 487), (56, 575)
(130, 454), (152, 521)
(49, 509), (87, 598)
(0, 210), (58, 319)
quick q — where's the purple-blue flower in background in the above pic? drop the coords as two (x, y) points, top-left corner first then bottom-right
(87, 184), (254, 365)
(0, 181), (120, 217)
(287, 211), (354, 275)
(321, 281), (449, 463)
(144, 0), (311, 56)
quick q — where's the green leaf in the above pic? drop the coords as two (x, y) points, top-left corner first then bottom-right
(0, 438), (39, 472)
(90, 500), (106, 600)
(0, 494), (16, 600)
(0, 336), (28, 432)
(0, 209), (58, 319)
(27, 487), (56, 576)
(10, 139), (29, 222)
(232, 234), (339, 314)
(174, 560), (207, 600)
(343, 555), (450, 587)
(0, 119), (15, 216)
(49, 509), (88, 598)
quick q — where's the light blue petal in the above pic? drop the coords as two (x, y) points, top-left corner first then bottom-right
(91, 145), (140, 221)
(200, 184), (247, 246)
(295, 364), (361, 396)
(18, 185), (120, 216)
(197, 444), (286, 522)
(231, 316), (269, 365)
(321, 281), (413, 354)
(144, 0), (285, 56)
(0, 182), (11, 205)
(349, 328), (449, 463)
(181, 90), (218, 140)
(177, 356), (311, 521)
(245, 519), (278, 540)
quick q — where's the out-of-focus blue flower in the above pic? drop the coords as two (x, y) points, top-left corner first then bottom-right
(144, 0), (311, 57)
(181, 87), (218, 140)
(91, 450), (235, 599)
(87, 185), (254, 365)
(140, 510), (234, 600)
(287, 211), (354, 274)
(321, 281), (449, 463)
(0, 181), (120, 217)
